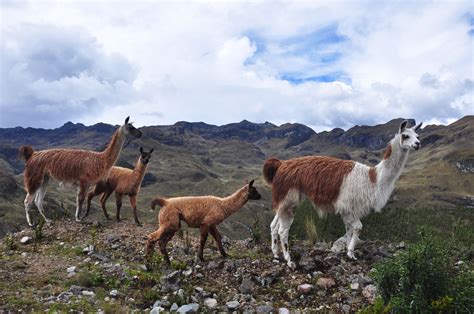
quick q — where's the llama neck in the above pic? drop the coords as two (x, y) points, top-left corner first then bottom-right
(101, 127), (126, 169)
(133, 158), (148, 180)
(221, 186), (249, 218)
(376, 136), (409, 186)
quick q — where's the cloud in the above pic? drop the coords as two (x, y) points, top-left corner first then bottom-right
(0, 24), (138, 127)
(0, 1), (472, 130)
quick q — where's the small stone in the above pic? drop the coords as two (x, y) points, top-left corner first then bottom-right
(455, 261), (464, 266)
(21, 252), (28, 257)
(83, 257), (91, 263)
(59, 242), (65, 246)
(204, 298), (218, 309)
(362, 284), (377, 304)
(170, 303), (179, 311)
(109, 289), (119, 298)
(139, 264), (148, 271)
(177, 303), (199, 313)
(256, 305), (274, 313)
(150, 307), (165, 314)
(297, 284), (313, 294)
(82, 290), (95, 297)
(397, 241), (406, 249)
(279, 308), (290, 314)
(68, 285), (83, 295)
(104, 296), (110, 302)
(239, 277), (255, 294)
(83, 245), (94, 255)
(20, 236), (32, 244)
(67, 266), (76, 273)
(226, 300), (240, 310)
(183, 268), (192, 277)
(342, 304), (351, 313)
(350, 282), (360, 290)
(317, 277), (336, 289)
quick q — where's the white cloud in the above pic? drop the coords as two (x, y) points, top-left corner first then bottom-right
(0, 0), (472, 130)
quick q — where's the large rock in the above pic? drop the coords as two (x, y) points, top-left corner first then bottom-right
(316, 277), (336, 289)
(297, 284), (314, 294)
(177, 303), (199, 313)
(226, 300), (240, 310)
(204, 298), (218, 309)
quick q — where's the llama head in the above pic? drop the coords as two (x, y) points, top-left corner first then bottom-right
(398, 120), (422, 151)
(247, 179), (262, 200)
(122, 116), (142, 138)
(139, 147), (153, 165)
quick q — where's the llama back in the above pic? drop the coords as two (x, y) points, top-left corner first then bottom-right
(268, 156), (355, 209)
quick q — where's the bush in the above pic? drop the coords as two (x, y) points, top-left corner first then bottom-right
(372, 229), (473, 312)
(303, 215), (318, 245)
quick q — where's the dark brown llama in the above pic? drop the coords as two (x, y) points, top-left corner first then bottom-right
(84, 147), (153, 225)
(18, 117), (142, 226)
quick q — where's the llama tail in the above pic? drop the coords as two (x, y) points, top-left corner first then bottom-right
(19, 145), (34, 162)
(263, 158), (282, 185)
(151, 197), (167, 210)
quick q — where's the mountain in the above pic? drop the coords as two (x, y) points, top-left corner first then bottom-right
(0, 116), (472, 238)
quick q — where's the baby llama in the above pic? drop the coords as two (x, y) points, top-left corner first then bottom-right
(18, 117), (142, 226)
(146, 180), (261, 264)
(263, 120), (422, 269)
(85, 147), (153, 225)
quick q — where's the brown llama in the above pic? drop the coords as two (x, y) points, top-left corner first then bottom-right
(146, 180), (261, 265)
(84, 147), (154, 225)
(18, 117), (142, 226)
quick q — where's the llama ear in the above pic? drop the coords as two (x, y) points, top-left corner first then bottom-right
(149, 148), (154, 154)
(399, 120), (408, 133)
(139, 147), (144, 154)
(125, 116), (130, 125)
(249, 179), (255, 187)
(413, 122), (423, 131)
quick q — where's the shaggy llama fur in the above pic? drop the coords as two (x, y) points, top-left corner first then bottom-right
(263, 120), (422, 269)
(85, 147), (153, 225)
(19, 117), (142, 226)
(146, 180), (261, 264)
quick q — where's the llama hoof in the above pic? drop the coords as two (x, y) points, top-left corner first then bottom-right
(347, 251), (357, 260)
(75, 218), (82, 223)
(135, 221), (142, 226)
(287, 261), (296, 270)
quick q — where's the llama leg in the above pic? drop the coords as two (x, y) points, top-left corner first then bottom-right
(115, 193), (123, 222)
(75, 183), (88, 222)
(129, 195), (141, 226)
(146, 228), (164, 257)
(198, 225), (210, 262)
(270, 214), (280, 260)
(347, 219), (362, 260)
(85, 185), (103, 218)
(24, 193), (35, 227)
(209, 226), (227, 257)
(100, 189), (113, 220)
(278, 209), (296, 269)
(159, 229), (177, 265)
(34, 183), (51, 224)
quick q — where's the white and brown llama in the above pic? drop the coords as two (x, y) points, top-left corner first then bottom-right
(146, 180), (261, 265)
(18, 117), (142, 226)
(263, 120), (422, 269)
(84, 147), (153, 225)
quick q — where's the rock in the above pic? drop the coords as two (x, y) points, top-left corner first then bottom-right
(297, 284), (313, 294)
(455, 261), (464, 266)
(93, 253), (111, 262)
(177, 303), (199, 313)
(226, 300), (240, 310)
(256, 304), (274, 313)
(316, 277), (336, 289)
(20, 236), (32, 244)
(397, 241), (406, 249)
(342, 304), (351, 313)
(183, 268), (193, 277)
(82, 290), (95, 297)
(83, 245), (94, 255)
(239, 277), (255, 294)
(150, 307), (165, 314)
(331, 238), (346, 253)
(106, 234), (120, 243)
(204, 298), (218, 309)
(170, 303), (179, 311)
(166, 270), (181, 283)
(56, 291), (73, 301)
(358, 276), (373, 285)
(350, 282), (360, 290)
(362, 284), (377, 304)
(68, 285), (84, 295)
(109, 289), (119, 298)
(104, 296), (110, 302)
(66, 266), (76, 273)
(279, 308), (290, 314)
(21, 252), (28, 258)
(222, 236), (231, 248)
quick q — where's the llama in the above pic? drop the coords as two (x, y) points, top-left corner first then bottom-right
(18, 117), (142, 226)
(84, 147), (154, 225)
(146, 180), (261, 265)
(263, 120), (422, 269)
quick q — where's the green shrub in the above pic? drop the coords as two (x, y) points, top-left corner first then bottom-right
(372, 229), (472, 312)
(3, 234), (16, 251)
(34, 217), (45, 241)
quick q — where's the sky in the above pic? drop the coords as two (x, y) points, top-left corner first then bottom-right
(1, 0), (473, 131)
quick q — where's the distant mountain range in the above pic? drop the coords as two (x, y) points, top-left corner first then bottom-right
(0, 116), (472, 237)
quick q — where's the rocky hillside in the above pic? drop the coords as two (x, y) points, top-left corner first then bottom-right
(0, 116), (473, 238)
(1, 220), (399, 312)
